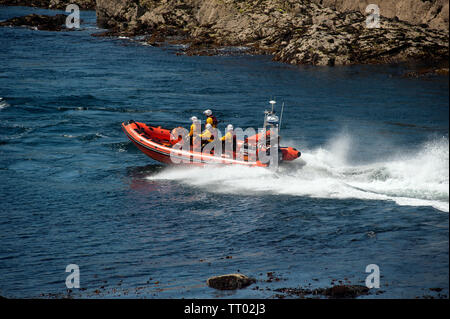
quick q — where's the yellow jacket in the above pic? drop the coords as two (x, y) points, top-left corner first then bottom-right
(220, 131), (233, 142)
(206, 117), (217, 128)
(199, 128), (214, 142)
(188, 123), (198, 137)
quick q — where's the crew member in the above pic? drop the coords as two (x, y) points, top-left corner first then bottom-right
(188, 116), (199, 138)
(203, 109), (218, 128)
(199, 123), (215, 148)
(183, 116), (199, 147)
(221, 124), (236, 152)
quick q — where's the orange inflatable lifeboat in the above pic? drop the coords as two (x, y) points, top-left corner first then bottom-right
(122, 101), (301, 167)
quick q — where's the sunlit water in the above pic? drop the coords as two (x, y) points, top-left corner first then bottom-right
(0, 6), (448, 298)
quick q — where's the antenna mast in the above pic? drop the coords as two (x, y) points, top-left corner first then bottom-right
(279, 102), (284, 133)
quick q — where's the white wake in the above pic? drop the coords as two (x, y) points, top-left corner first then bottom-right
(147, 134), (449, 212)
(0, 97), (9, 110)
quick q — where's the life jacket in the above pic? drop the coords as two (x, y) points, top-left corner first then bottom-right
(188, 122), (198, 137)
(222, 131), (237, 152)
(200, 128), (214, 143)
(207, 115), (218, 128)
(221, 131), (234, 143)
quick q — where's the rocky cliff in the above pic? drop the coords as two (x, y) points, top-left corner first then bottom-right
(0, 0), (96, 10)
(312, 0), (449, 31)
(94, 0), (448, 67)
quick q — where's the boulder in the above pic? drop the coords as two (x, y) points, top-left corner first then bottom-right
(206, 274), (256, 290)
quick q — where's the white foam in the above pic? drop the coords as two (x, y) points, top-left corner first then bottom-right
(147, 135), (449, 212)
(0, 97), (9, 110)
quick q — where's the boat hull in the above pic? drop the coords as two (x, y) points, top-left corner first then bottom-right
(122, 120), (300, 167)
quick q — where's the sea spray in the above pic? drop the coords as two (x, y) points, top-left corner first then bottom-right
(0, 97), (9, 110)
(147, 135), (449, 212)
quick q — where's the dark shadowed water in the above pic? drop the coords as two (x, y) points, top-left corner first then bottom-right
(0, 6), (448, 298)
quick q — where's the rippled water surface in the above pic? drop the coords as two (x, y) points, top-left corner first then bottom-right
(0, 6), (448, 298)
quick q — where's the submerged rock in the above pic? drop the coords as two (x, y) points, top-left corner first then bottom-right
(322, 285), (370, 298)
(403, 66), (450, 78)
(0, 13), (68, 31)
(275, 284), (370, 299)
(207, 274), (256, 290)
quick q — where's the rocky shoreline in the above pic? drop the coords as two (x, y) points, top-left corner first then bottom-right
(1, 1), (448, 68)
(0, 13), (69, 30)
(310, 0), (449, 31)
(93, 0), (449, 67)
(9, 270), (449, 299)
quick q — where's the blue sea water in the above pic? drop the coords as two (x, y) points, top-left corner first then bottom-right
(0, 6), (448, 298)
